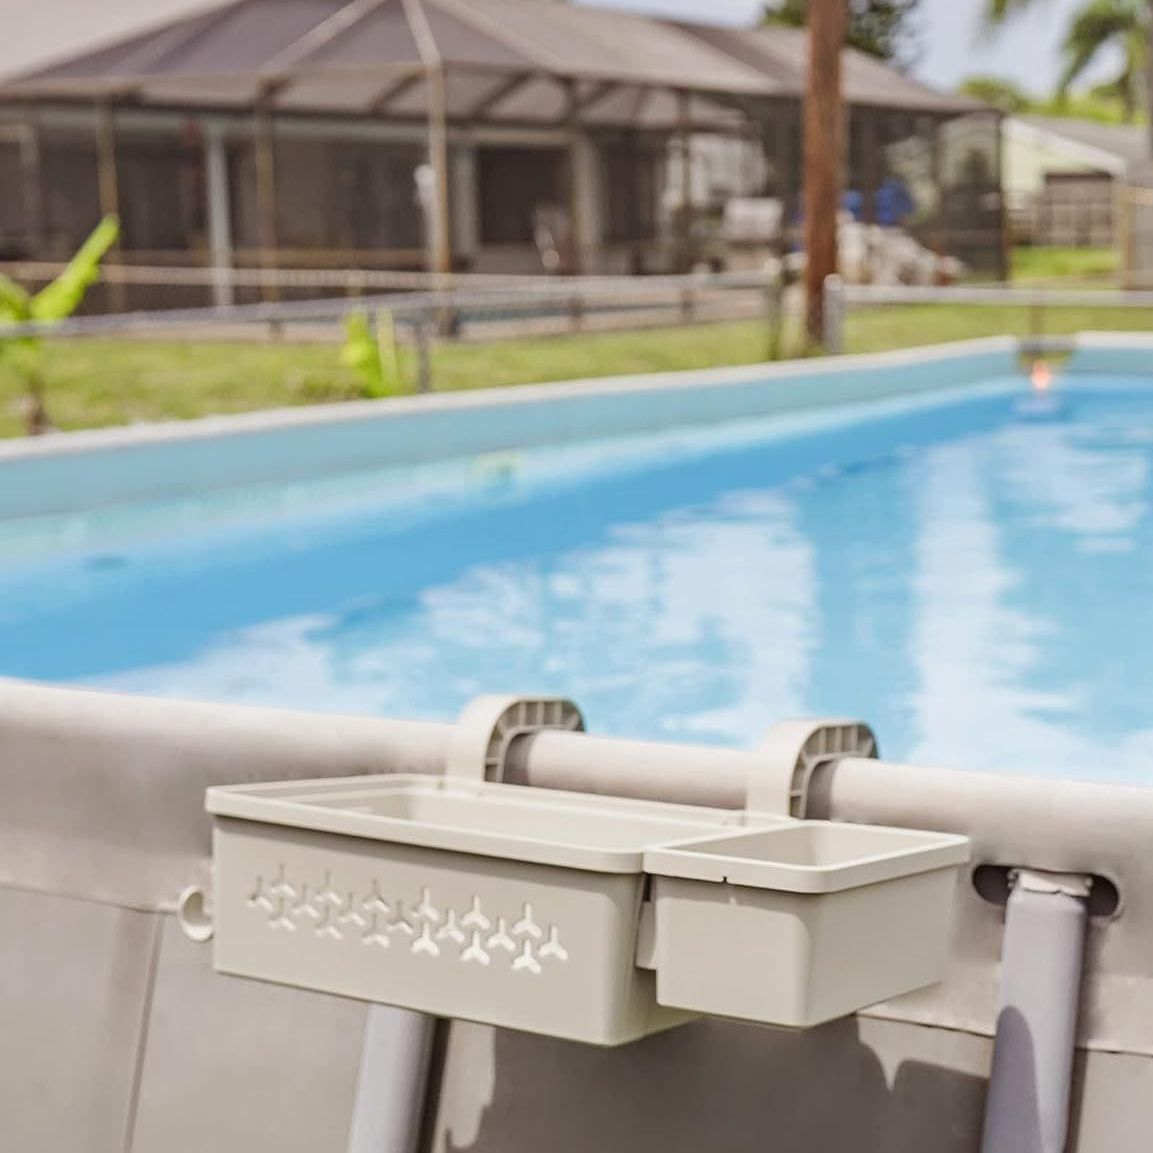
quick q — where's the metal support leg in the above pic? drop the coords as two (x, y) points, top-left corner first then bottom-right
(980, 870), (1091, 1153)
(346, 1006), (436, 1153)
(822, 273), (845, 355)
(204, 123), (235, 309)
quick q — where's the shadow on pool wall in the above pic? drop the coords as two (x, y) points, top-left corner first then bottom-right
(5, 666), (1153, 1153)
(433, 1016), (991, 1153)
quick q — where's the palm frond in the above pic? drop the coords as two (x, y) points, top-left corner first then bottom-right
(0, 274), (30, 324)
(1058, 0), (1140, 96)
(30, 215), (119, 323)
(985, 0), (1042, 27)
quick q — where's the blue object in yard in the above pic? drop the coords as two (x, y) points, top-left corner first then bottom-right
(816, 180), (913, 228)
(875, 176), (914, 226)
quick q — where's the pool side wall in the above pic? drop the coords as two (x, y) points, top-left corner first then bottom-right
(1066, 332), (1153, 376)
(4, 679), (1153, 1153)
(0, 338), (1018, 519)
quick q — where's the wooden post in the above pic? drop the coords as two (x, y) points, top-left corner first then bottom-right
(803, 0), (847, 348)
(400, 0), (451, 276)
(18, 117), (43, 255)
(860, 109), (877, 223)
(1146, 7), (1153, 161)
(1117, 181), (1133, 289)
(564, 78), (585, 278)
(95, 103), (127, 312)
(993, 112), (1011, 283)
(766, 100), (795, 265)
(253, 103), (280, 302)
(676, 89), (693, 274)
(766, 264), (785, 361)
(858, 109), (879, 282)
(426, 64), (452, 277)
(204, 122), (235, 308)
(923, 115), (943, 279)
(414, 313), (432, 392)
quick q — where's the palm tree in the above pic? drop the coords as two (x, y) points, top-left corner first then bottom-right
(1060, 0), (1145, 120)
(986, 0), (1153, 152)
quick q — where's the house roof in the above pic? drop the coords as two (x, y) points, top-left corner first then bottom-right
(0, 0), (223, 85)
(1015, 115), (1146, 171)
(677, 23), (980, 114)
(0, 0), (983, 127)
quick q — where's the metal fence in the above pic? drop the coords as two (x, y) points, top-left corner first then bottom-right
(2, 268), (783, 341)
(825, 277), (1153, 356)
(0, 270), (789, 432)
(1118, 183), (1153, 289)
(11, 269), (1153, 439)
(1011, 178), (1115, 249)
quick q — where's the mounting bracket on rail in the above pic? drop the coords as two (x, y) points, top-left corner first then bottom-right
(446, 694), (585, 783)
(753, 718), (878, 817)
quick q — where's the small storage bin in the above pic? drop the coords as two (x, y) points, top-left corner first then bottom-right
(207, 774), (784, 1045)
(644, 822), (969, 1028)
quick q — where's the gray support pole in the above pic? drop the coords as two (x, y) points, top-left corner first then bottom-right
(766, 263), (785, 360)
(253, 103), (280, 303)
(204, 123), (235, 309)
(564, 80), (601, 277)
(18, 115), (43, 255)
(413, 314), (432, 393)
(675, 89), (693, 273)
(1147, 5), (1153, 162)
(450, 133), (478, 267)
(822, 273), (845, 354)
(980, 870), (1091, 1153)
(346, 1006), (436, 1153)
(995, 112), (1010, 283)
(426, 64), (452, 277)
(95, 102), (127, 312)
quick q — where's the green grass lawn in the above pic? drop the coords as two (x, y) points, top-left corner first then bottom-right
(1010, 246), (1119, 284)
(2, 298), (1150, 439)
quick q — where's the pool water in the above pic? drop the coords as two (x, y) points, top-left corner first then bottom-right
(3, 376), (1153, 783)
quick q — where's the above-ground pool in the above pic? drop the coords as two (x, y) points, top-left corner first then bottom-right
(3, 361), (1153, 783)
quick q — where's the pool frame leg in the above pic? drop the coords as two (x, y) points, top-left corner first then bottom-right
(346, 1006), (436, 1153)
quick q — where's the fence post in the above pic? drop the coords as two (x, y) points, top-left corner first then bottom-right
(822, 273), (845, 355)
(766, 266), (785, 361)
(679, 283), (696, 324)
(1118, 183), (1133, 290)
(1028, 293), (1044, 347)
(414, 314), (432, 394)
(568, 288), (584, 333)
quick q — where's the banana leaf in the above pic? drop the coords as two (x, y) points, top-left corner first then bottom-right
(30, 215), (120, 323)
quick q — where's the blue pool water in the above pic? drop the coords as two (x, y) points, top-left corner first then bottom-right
(4, 375), (1153, 783)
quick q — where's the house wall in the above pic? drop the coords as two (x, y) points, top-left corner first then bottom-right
(1001, 120), (1124, 248)
(0, 138), (26, 256)
(0, 101), (1006, 299)
(1003, 122), (1121, 206)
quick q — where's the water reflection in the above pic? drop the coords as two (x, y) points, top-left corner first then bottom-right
(6, 385), (1153, 782)
(908, 404), (1153, 777)
(86, 491), (819, 743)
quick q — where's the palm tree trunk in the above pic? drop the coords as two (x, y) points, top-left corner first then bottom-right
(804, 0), (848, 348)
(1147, 1), (1153, 157)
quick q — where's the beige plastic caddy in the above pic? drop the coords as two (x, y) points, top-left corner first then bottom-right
(207, 763), (968, 1044)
